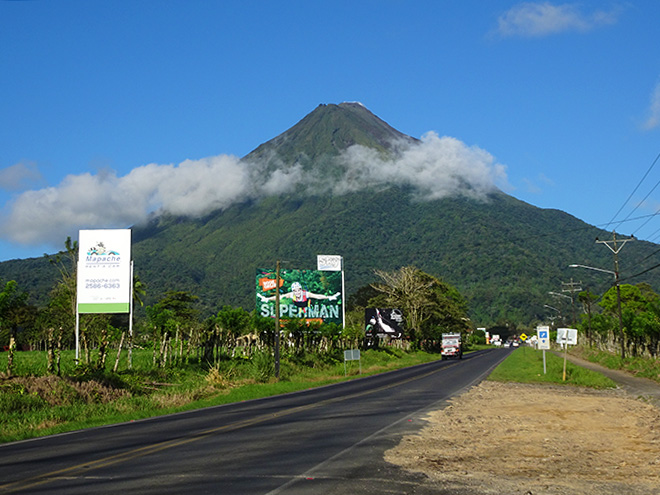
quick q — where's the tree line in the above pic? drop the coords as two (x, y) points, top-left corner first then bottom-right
(575, 282), (660, 359)
(0, 240), (472, 377)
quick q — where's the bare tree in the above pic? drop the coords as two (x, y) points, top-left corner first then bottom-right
(371, 266), (436, 340)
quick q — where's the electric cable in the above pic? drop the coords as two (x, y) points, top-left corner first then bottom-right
(605, 151), (660, 230)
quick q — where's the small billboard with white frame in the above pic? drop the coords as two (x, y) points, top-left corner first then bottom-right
(77, 229), (131, 314)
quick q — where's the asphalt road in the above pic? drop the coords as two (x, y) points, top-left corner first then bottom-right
(0, 349), (511, 494)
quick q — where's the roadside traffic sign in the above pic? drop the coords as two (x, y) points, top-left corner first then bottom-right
(536, 326), (550, 350)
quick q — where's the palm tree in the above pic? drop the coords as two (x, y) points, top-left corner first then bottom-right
(128, 272), (147, 369)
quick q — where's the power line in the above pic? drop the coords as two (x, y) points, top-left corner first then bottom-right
(619, 261), (660, 284)
(605, 151), (660, 230)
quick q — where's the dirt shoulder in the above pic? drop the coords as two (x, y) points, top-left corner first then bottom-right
(385, 380), (660, 494)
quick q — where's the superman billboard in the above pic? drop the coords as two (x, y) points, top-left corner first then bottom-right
(256, 268), (343, 325)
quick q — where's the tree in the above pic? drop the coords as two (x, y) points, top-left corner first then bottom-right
(577, 289), (599, 347)
(599, 283), (660, 357)
(372, 266), (435, 342)
(45, 236), (78, 317)
(127, 273), (147, 369)
(146, 290), (199, 367)
(42, 237), (78, 364)
(156, 290), (199, 322)
(215, 306), (251, 360)
(371, 266), (468, 348)
(132, 274), (147, 308)
(0, 279), (30, 375)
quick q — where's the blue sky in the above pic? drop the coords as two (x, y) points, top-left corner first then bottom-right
(1, 0), (659, 261)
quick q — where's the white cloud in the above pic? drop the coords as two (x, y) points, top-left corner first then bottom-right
(641, 81), (660, 131)
(0, 155), (249, 245)
(495, 2), (620, 38)
(332, 133), (509, 200)
(0, 161), (44, 192)
(0, 136), (509, 247)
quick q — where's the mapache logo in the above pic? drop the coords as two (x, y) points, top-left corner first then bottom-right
(85, 241), (121, 266)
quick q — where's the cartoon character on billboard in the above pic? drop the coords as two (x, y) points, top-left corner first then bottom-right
(258, 281), (340, 318)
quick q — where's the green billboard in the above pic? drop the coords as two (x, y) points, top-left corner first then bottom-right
(256, 268), (343, 325)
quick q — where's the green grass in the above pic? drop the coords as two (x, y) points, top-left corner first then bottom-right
(570, 346), (660, 383)
(0, 347), (443, 444)
(488, 346), (616, 389)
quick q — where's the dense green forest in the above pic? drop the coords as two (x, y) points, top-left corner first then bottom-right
(3, 185), (660, 328)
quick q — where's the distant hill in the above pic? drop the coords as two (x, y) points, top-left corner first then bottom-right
(1, 103), (657, 326)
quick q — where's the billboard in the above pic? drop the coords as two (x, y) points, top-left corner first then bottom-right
(365, 308), (404, 339)
(317, 255), (342, 271)
(77, 229), (131, 314)
(556, 328), (578, 346)
(256, 268), (343, 325)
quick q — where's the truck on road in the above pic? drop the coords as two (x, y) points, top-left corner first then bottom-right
(441, 332), (463, 360)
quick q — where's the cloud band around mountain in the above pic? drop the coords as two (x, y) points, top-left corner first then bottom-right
(0, 134), (508, 247)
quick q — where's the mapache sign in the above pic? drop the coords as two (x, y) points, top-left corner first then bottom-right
(77, 229), (131, 314)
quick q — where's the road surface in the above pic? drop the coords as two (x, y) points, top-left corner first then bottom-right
(0, 349), (510, 494)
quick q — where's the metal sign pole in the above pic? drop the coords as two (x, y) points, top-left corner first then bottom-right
(128, 260), (134, 370)
(341, 262), (346, 329)
(563, 334), (568, 381)
(75, 312), (80, 365)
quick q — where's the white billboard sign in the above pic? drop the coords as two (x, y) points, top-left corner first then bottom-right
(556, 328), (578, 346)
(77, 229), (131, 314)
(317, 255), (342, 271)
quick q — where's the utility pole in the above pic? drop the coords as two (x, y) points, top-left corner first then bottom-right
(275, 260), (281, 379)
(548, 291), (571, 327)
(561, 278), (582, 327)
(596, 231), (634, 359)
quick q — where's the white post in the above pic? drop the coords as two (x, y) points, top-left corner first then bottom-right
(128, 260), (134, 369)
(75, 311), (80, 364)
(543, 349), (547, 374)
(341, 258), (346, 329)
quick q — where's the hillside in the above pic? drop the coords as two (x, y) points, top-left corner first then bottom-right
(1, 102), (658, 326)
(129, 186), (628, 324)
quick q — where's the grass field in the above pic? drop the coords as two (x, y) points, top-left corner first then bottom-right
(488, 346), (617, 389)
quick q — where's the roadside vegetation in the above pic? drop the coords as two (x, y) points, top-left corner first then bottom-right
(569, 345), (660, 383)
(570, 282), (660, 361)
(0, 347), (442, 444)
(488, 346), (616, 389)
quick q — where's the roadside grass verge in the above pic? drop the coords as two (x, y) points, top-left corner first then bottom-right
(488, 346), (616, 389)
(570, 346), (660, 384)
(0, 347), (443, 444)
